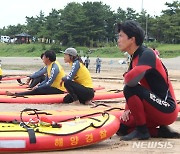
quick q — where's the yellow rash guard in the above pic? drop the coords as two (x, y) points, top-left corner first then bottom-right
(46, 61), (66, 91)
(65, 60), (93, 88)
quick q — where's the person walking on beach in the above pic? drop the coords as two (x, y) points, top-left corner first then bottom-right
(96, 56), (102, 73)
(84, 56), (90, 69)
(116, 20), (179, 140)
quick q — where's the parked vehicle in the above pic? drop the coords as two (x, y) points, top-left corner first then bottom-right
(0, 35), (10, 43)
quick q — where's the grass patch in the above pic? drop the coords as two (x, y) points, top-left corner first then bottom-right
(0, 43), (179, 58)
(147, 43), (180, 58)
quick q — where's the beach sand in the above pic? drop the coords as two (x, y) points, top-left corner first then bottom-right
(1, 57), (180, 154)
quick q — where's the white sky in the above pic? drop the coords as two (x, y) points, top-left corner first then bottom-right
(0, 0), (174, 28)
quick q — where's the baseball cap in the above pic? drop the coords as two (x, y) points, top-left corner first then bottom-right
(63, 48), (78, 56)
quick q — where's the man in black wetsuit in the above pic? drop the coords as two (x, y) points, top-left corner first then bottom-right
(116, 20), (179, 140)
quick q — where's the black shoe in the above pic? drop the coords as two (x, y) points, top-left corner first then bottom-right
(158, 125), (180, 138)
(63, 94), (73, 104)
(116, 123), (129, 136)
(121, 125), (150, 141)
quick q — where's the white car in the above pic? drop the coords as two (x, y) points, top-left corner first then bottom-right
(0, 35), (10, 43)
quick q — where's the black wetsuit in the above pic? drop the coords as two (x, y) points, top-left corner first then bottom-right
(121, 46), (178, 136)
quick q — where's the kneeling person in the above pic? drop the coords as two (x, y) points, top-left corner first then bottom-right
(62, 48), (94, 105)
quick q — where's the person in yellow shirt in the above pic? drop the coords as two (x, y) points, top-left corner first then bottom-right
(6, 50), (66, 96)
(61, 48), (94, 105)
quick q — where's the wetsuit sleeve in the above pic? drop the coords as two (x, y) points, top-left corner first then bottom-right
(62, 60), (80, 81)
(124, 50), (156, 87)
(38, 63), (59, 88)
(29, 66), (47, 79)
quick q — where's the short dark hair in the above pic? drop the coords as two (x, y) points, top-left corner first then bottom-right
(40, 53), (44, 59)
(117, 20), (145, 46)
(44, 50), (56, 62)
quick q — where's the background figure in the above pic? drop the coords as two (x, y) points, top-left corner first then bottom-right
(124, 52), (131, 65)
(96, 56), (102, 73)
(84, 56), (90, 69)
(81, 55), (86, 64)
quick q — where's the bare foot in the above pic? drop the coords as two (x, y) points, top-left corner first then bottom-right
(6, 91), (15, 96)
(70, 100), (81, 105)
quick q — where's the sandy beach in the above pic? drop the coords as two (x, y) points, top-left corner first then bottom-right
(0, 56), (180, 154)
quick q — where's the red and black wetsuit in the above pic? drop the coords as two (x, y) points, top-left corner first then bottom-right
(122, 45), (178, 136)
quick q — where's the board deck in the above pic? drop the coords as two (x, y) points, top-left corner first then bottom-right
(0, 106), (123, 123)
(0, 85), (105, 95)
(1, 76), (26, 81)
(0, 91), (124, 104)
(0, 113), (120, 152)
(0, 83), (28, 89)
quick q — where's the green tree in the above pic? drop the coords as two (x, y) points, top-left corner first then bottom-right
(0, 24), (26, 37)
(162, 1), (179, 15)
(115, 7), (127, 23)
(58, 2), (89, 46)
(126, 7), (138, 20)
(1, 0), (179, 45)
(150, 1), (180, 43)
(83, 1), (115, 46)
(26, 11), (46, 38)
(44, 9), (61, 42)
(161, 1), (180, 43)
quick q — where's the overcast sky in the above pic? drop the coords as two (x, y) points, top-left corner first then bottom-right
(0, 0), (174, 28)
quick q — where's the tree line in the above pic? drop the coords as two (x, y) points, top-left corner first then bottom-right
(0, 1), (179, 47)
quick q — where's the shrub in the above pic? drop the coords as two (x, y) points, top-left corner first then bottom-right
(27, 46), (35, 52)
(50, 44), (62, 53)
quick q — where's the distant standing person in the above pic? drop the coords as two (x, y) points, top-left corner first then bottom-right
(96, 56), (102, 73)
(81, 55), (86, 64)
(124, 52), (131, 65)
(84, 56), (90, 69)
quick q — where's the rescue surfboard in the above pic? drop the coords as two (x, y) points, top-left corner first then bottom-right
(1, 76), (26, 81)
(0, 91), (124, 104)
(0, 113), (120, 152)
(0, 85), (105, 95)
(0, 106), (123, 123)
